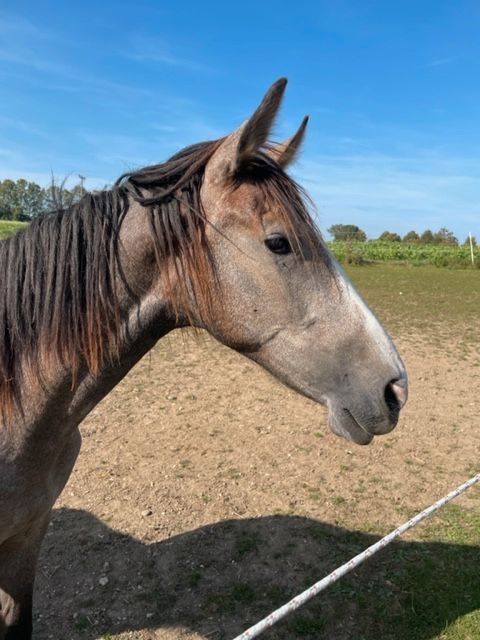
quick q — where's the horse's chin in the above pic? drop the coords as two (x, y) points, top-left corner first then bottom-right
(328, 408), (374, 445)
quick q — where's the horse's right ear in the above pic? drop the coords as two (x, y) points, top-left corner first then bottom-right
(204, 78), (288, 185)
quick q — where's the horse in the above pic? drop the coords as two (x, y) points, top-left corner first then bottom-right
(0, 78), (407, 638)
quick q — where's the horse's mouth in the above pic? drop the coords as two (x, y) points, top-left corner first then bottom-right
(328, 407), (375, 445)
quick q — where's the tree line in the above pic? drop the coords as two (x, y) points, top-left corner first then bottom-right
(327, 224), (476, 247)
(0, 177), (87, 221)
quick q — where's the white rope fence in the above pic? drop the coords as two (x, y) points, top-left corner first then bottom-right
(232, 472), (480, 640)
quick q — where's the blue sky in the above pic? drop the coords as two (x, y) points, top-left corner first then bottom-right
(1, 0), (479, 240)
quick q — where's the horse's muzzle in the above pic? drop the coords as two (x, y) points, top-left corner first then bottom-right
(327, 374), (408, 445)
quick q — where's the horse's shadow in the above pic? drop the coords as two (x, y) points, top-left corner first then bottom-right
(34, 507), (480, 639)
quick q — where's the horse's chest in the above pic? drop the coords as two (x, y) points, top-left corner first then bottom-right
(0, 465), (46, 543)
(0, 428), (81, 542)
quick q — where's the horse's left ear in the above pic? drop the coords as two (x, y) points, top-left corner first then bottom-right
(204, 78), (287, 185)
(267, 115), (309, 168)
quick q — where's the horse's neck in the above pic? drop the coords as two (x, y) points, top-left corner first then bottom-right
(67, 294), (175, 424)
(14, 200), (179, 449)
(7, 292), (175, 467)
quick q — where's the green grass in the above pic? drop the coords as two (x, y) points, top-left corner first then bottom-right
(374, 505), (480, 640)
(292, 615), (325, 635)
(0, 219), (28, 240)
(282, 506), (480, 640)
(344, 264), (480, 353)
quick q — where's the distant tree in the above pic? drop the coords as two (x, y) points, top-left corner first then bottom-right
(44, 177), (86, 213)
(21, 180), (45, 218)
(0, 178), (45, 220)
(420, 229), (435, 244)
(463, 235), (477, 247)
(0, 179), (16, 219)
(379, 231), (401, 242)
(402, 230), (420, 243)
(327, 224), (367, 242)
(43, 174), (89, 215)
(0, 176), (88, 220)
(433, 227), (458, 245)
(70, 175), (88, 204)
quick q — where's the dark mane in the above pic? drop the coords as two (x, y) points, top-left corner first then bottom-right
(0, 139), (325, 417)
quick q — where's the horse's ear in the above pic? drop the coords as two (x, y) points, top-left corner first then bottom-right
(205, 78), (287, 184)
(267, 115), (309, 168)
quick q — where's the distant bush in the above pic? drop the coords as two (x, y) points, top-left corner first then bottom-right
(327, 224), (367, 242)
(433, 227), (458, 246)
(403, 230), (420, 243)
(379, 231), (401, 242)
(343, 241), (369, 265)
(329, 240), (480, 269)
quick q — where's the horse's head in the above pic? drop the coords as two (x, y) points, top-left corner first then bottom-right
(198, 79), (407, 445)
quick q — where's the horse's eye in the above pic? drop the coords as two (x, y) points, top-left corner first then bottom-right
(265, 235), (292, 255)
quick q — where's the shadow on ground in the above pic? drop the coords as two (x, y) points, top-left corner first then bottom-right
(34, 508), (480, 639)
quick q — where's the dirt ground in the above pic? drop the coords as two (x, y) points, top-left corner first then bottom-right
(33, 326), (480, 640)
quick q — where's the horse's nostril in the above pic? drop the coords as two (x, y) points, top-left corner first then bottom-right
(385, 377), (408, 412)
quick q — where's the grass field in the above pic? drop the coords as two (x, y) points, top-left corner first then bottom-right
(345, 264), (480, 356)
(0, 219), (28, 239)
